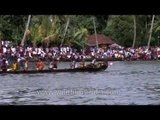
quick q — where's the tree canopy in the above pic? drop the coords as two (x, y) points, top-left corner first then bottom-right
(0, 15), (159, 48)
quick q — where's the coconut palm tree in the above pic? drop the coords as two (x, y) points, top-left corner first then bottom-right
(29, 15), (62, 47)
(132, 15), (136, 48)
(93, 17), (98, 49)
(21, 15), (31, 46)
(147, 15), (155, 48)
(71, 27), (88, 48)
(60, 15), (71, 47)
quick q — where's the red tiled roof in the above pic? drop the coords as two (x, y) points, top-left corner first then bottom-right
(87, 34), (114, 46)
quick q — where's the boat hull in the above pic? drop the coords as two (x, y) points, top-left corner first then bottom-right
(0, 65), (107, 74)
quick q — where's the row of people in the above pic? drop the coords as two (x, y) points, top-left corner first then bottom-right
(0, 58), (29, 72)
(0, 57), (105, 72)
(2, 44), (160, 62)
(0, 57), (61, 72)
(36, 59), (58, 70)
(70, 58), (107, 69)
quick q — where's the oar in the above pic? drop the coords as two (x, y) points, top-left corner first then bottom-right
(7, 68), (13, 71)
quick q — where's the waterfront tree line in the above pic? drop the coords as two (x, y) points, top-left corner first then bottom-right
(0, 15), (159, 48)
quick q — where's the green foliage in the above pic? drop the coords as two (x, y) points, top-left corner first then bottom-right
(104, 15), (133, 47)
(0, 15), (27, 44)
(1, 15), (160, 47)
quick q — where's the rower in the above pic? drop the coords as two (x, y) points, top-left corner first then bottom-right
(88, 58), (96, 68)
(91, 58), (96, 65)
(12, 60), (18, 71)
(1, 58), (8, 72)
(80, 59), (86, 68)
(53, 58), (58, 70)
(19, 57), (25, 71)
(70, 59), (77, 69)
(36, 58), (44, 70)
(49, 59), (54, 70)
(24, 59), (29, 71)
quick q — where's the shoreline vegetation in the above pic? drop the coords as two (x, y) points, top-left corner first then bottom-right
(0, 15), (159, 48)
(1, 15), (160, 68)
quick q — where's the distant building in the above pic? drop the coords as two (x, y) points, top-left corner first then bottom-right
(87, 34), (115, 48)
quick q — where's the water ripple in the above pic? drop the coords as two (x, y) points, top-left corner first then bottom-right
(0, 61), (160, 105)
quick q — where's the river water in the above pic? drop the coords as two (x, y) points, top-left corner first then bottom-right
(0, 61), (160, 105)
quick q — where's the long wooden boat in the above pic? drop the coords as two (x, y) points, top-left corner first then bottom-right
(0, 64), (107, 74)
(59, 58), (123, 62)
(27, 57), (123, 62)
